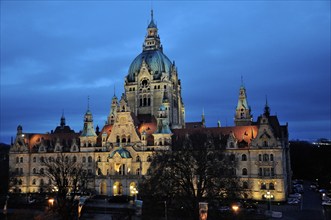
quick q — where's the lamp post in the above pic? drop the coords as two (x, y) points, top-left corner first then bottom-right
(48, 198), (54, 210)
(265, 191), (273, 211)
(130, 186), (138, 201)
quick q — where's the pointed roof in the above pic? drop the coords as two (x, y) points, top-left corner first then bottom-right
(148, 9), (157, 28)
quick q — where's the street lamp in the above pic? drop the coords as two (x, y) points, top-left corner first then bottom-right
(130, 186), (138, 201)
(231, 204), (240, 213)
(48, 198), (54, 210)
(264, 191), (273, 211)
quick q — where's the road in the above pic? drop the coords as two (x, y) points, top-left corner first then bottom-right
(263, 181), (330, 220)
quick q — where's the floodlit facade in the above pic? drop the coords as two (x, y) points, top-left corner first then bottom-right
(9, 11), (291, 202)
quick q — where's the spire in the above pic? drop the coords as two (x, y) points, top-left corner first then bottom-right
(202, 108), (206, 127)
(148, 9), (157, 28)
(144, 9), (161, 51)
(264, 96), (270, 117)
(60, 109), (66, 127)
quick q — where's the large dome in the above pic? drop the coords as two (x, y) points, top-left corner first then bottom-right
(127, 49), (172, 82)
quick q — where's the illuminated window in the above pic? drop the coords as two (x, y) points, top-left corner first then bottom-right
(261, 183), (267, 190)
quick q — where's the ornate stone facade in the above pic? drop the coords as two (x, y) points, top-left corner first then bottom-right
(8, 11), (291, 202)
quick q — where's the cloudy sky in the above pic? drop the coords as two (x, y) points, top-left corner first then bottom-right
(1, 1), (330, 144)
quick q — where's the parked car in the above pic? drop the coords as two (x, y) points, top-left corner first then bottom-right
(289, 193), (302, 200)
(288, 198), (300, 204)
(322, 200), (331, 206)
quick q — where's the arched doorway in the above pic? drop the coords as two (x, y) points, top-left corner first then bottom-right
(100, 181), (107, 195)
(113, 181), (123, 196)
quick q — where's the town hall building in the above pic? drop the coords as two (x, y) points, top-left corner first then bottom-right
(9, 11), (291, 202)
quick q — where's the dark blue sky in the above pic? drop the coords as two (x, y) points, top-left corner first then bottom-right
(1, 1), (330, 144)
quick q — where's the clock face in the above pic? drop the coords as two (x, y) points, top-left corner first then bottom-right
(140, 78), (150, 88)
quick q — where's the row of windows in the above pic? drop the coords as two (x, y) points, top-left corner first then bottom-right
(261, 182), (275, 190)
(229, 154), (274, 162)
(129, 85), (168, 92)
(258, 167), (275, 177)
(30, 156), (95, 163)
(258, 154), (274, 162)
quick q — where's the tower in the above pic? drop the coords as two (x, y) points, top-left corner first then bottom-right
(80, 97), (97, 151)
(107, 94), (119, 125)
(124, 10), (185, 128)
(234, 78), (253, 126)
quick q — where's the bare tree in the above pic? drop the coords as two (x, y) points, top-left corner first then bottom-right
(141, 131), (241, 219)
(40, 153), (85, 220)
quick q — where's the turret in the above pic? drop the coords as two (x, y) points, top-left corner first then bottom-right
(234, 77), (253, 126)
(80, 97), (97, 151)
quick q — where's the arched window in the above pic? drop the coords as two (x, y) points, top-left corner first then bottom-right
(269, 183), (275, 190)
(136, 156), (141, 162)
(243, 181), (248, 189)
(40, 168), (44, 174)
(65, 156), (69, 162)
(263, 141), (268, 147)
(230, 142), (234, 148)
(33, 168), (36, 174)
(261, 182), (267, 190)
(98, 168), (102, 175)
(82, 157), (86, 163)
(119, 164), (125, 175)
(20, 157), (23, 163)
(242, 168), (248, 175)
(270, 154), (274, 161)
(32, 179), (36, 185)
(258, 154), (262, 161)
(263, 154), (269, 161)
(33, 157), (36, 163)
(88, 156), (92, 163)
(98, 156), (101, 162)
(147, 155), (152, 162)
(242, 154), (247, 161)
(136, 168), (140, 175)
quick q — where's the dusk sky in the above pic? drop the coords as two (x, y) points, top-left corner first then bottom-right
(1, 1), (330, 144)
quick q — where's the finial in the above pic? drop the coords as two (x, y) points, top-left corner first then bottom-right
(151, 9), (154, 22)
(87, 95), (90, 111)
(113, 84), (116, 97)
(264, 95), (270, 116)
